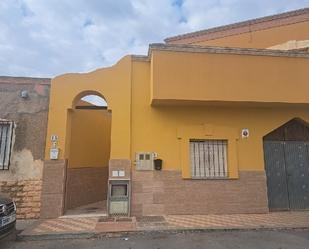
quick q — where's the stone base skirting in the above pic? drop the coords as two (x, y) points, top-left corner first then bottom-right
(40, 160), (109, 218)
(65, 167), (108, 210)
(40, 160), (67, 218)
(0, 180), (42, 219)
(131, 170), (269, 216)
(39, 160), (269, 218)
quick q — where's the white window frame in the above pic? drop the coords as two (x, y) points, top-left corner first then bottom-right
(190, 139), (228, 179)
(0, 121), (14, 170)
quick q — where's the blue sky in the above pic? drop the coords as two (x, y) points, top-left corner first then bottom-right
(0, 0), (308, 77)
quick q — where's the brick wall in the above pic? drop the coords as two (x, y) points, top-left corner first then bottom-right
(0, 180), (42, 219)
(40, 160), (66, 219)
(131, 170), (269, 216)
(65, 167), (108, 210)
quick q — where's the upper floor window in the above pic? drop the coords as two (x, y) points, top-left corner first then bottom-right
(190, 139), (228, 179)
(0, 121), (14, 170)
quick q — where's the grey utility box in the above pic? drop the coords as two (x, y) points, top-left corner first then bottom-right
(107, 179), (130, 216)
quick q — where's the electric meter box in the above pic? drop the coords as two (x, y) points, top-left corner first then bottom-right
(135, 152), (157, 170)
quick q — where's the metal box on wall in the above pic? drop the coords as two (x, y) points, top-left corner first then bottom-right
(107, 159), (131, 216)
(135, 152), (157, 170)
(108, 179), (130, 216)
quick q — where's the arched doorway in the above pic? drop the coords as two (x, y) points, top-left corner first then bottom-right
(64, 92), (111, 215)
(263, 118), (309, 211)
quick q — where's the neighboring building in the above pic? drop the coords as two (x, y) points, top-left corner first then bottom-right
(0, 76), (50, 219)
(2, 8), (309, 220)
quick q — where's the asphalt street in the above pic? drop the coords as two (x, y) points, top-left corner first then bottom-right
(2, 229), (309, 249)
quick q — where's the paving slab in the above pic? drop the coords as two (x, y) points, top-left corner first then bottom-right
(95, 216), (137, 232)
(164, 212), (309, 230)
(16, 219), (38, 231)
(19, 217), (98, 239)
(18, 211), (309, 240)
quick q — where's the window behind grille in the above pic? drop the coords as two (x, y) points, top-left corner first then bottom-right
(0, 121), (14, 170)
(190, 139), (228, 178)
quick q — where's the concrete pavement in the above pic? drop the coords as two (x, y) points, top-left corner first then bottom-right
(16, 211), (309, 240)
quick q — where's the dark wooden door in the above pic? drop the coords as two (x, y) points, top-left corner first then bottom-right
(264, 141), (289, 210)
(264, 141), (309, 210)
(284, 142), (309, 210)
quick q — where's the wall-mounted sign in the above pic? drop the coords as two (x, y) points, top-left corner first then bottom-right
(51, 134), (58, 142)
(111, 170), (126, 177)
(119, 170), (125, 177)
(50, 148), (59, 160)
(241, 128), (249, 138)
(112, 171), (119, 177)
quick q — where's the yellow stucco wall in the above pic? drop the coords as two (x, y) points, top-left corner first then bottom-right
(45, 56), (132, 161)
(68, 109), (111, 168)
(131, 59), (309, 178)
(172, 20), (309, 49)
(46, 19), (309, 179)
(46, 54), (309, 179)
(150, 50), (309, 105)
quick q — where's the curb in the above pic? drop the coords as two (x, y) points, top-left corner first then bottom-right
(17, 232), (96, 241)
(95, 226), (309, 237)
(16, 226), (309, 241)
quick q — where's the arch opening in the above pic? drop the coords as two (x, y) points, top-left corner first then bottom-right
(65, 91), (112, 215)
(72, 90), (108, 109)
(263, 117), (309, 141)
(80, 95), (107, 108)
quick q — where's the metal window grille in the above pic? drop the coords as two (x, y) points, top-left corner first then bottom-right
(0, 121), (14, 170)
(190, 139), (228, 178)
